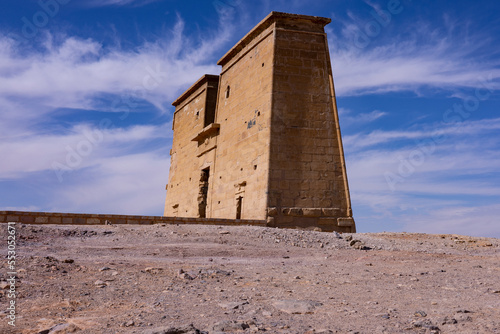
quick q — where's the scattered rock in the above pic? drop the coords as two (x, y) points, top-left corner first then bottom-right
(217, 301), (249, 310)
(178, 269), (194, 280)
(39, 323), (81, 334)
(144, 324), (205, 334)
(349, 239), (369, 250)
(332, 231), (342, 238)
(212, 320), (250, 332)
(272, 299), (323, 314)
(63, 259), (74, 264)
(94, 280), (107, 287)
(123, 320), (135, 327)
(414, 310), (427, 317)
(99, 267), (111, 272)
(219, 231), (230, 235)
(441, 316), (458, 325)
(145, 267), (164, 274)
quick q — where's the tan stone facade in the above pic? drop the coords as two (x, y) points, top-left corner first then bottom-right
(164, 12), (356, 232)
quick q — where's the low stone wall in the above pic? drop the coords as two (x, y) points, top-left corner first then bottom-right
(0, 211), (267, 227)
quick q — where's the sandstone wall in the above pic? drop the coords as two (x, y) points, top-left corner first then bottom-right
(211, 22), (275, 220)
(0, 211), (266, 227)
(266, 15), (354, 232)
(164, 75), (219, 217)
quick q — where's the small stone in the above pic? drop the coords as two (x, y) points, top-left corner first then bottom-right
(179, 272), (194, 280)
(44, 322), (81, 334)
(63, 259), (74, 264)
(219, 231), (230, 235)
(144, 324), (202, 334)
(99, 267), (111, 272)
(0, 282), (9, 290)
(441, 316), (458, 325)
(218, 301), (249, 310)
(94, 280), (107, 287)
(332, 231), (342, 238)
(414, 310), (427, 317)
(213, 320), (250, 332)
(124, 320), (135, 327)
(375, 313), (390, 319)
(145, 267), (163, 274)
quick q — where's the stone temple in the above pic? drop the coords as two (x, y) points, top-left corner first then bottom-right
(164, 12), (356, 233)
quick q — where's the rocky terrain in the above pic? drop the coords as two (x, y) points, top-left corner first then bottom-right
(1, 223), (499, 333)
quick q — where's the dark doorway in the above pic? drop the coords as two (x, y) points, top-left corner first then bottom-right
(236, 196), (243, 219)
(198, 168), (210, 218)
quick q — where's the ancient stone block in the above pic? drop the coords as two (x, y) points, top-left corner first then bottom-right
(49, 217), (61, 224)
(302, 208), (322, 217)
(87, 218), (100, 225)
(20, 215), (34, 223)
(322, 208), (341, 217)
(267, 207), (278, 216)
(35, 217), (48, 223)
(337, 217), (355, 227)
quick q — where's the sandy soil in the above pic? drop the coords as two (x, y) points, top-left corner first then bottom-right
(1, 223), (499, 334)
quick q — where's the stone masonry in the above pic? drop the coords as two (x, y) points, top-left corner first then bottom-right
(164, 12), (356, 233)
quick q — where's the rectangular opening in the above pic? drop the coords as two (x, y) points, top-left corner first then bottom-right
(236, 196), (243, 220)
(198, 168), (210, 218)
(204, 86), (217, 127)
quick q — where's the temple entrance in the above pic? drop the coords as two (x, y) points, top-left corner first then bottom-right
(198, 168), (210, 218)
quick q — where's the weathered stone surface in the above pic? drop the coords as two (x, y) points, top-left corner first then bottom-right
(272, 299), (323, 314)
(302, 208), (322, 217)
(212, 320), (250, 332)
(45, 322), (81, 334)
(338, 217), (355, 227)
(143, 324), (204, 334)
(267, 207), (278, 216)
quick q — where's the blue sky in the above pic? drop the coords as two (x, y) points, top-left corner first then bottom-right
(1, 0), (499, 237)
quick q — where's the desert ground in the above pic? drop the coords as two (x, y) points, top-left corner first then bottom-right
(1, 223), (499, 334)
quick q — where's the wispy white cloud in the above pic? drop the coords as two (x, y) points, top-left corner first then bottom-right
(0, 122), (172, 179)
(50, 152), (170, 215)
(342, 109), (388, 125)
(345, 117), (500, 237)
(0, 12), (237, 215)
(329, 14), (500, 96)
(344, 117), (500, 150)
